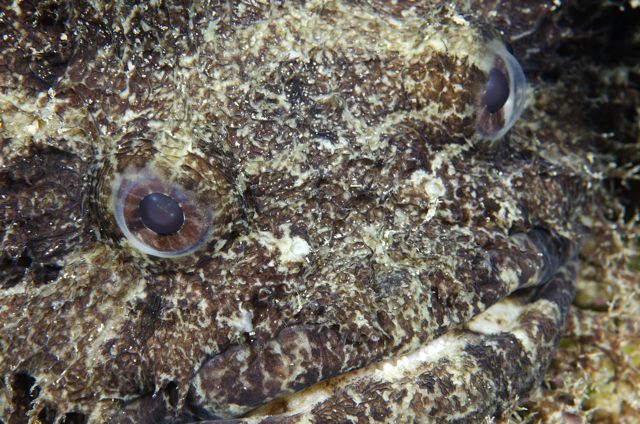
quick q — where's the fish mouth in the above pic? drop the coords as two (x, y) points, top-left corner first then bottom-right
(113, 229), (577, 423)
(240, 268), (576, 424)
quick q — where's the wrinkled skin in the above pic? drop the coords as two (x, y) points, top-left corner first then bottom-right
(0, 1), (599, 423)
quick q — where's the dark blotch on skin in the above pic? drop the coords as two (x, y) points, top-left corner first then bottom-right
(0, 147), (87, 287)
(482, 68), (510, 114)
(138, 193), (185, 235)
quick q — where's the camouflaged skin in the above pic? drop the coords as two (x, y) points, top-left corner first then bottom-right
(0, 1), (597, 423)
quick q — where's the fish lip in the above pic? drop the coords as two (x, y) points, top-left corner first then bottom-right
(179, 230), (577, 421)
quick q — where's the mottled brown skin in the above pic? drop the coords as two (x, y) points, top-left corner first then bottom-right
(0, 1), (599, 423)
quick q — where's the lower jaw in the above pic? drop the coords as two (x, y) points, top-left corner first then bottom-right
(220, 264), (575, 424)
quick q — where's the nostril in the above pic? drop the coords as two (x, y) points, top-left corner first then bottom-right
(62, 412), (87, 424)
(11, 372), (39, 418)
(17, 252), (33, 268)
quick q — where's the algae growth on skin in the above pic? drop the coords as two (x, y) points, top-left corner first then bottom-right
(0, 1), (638, 423)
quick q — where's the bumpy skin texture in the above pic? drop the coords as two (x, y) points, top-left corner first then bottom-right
(0, 1), (599, 423)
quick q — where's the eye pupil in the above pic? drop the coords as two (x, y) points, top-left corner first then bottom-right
(138, 192), (185, 235)
(482, 68), (510, 114)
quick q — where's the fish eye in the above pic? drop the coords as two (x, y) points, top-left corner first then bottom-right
(111, 169), (212, 258)
(477, 42), (527, 140)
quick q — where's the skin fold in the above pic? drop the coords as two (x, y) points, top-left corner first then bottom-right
(0, 1), (611, 423)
